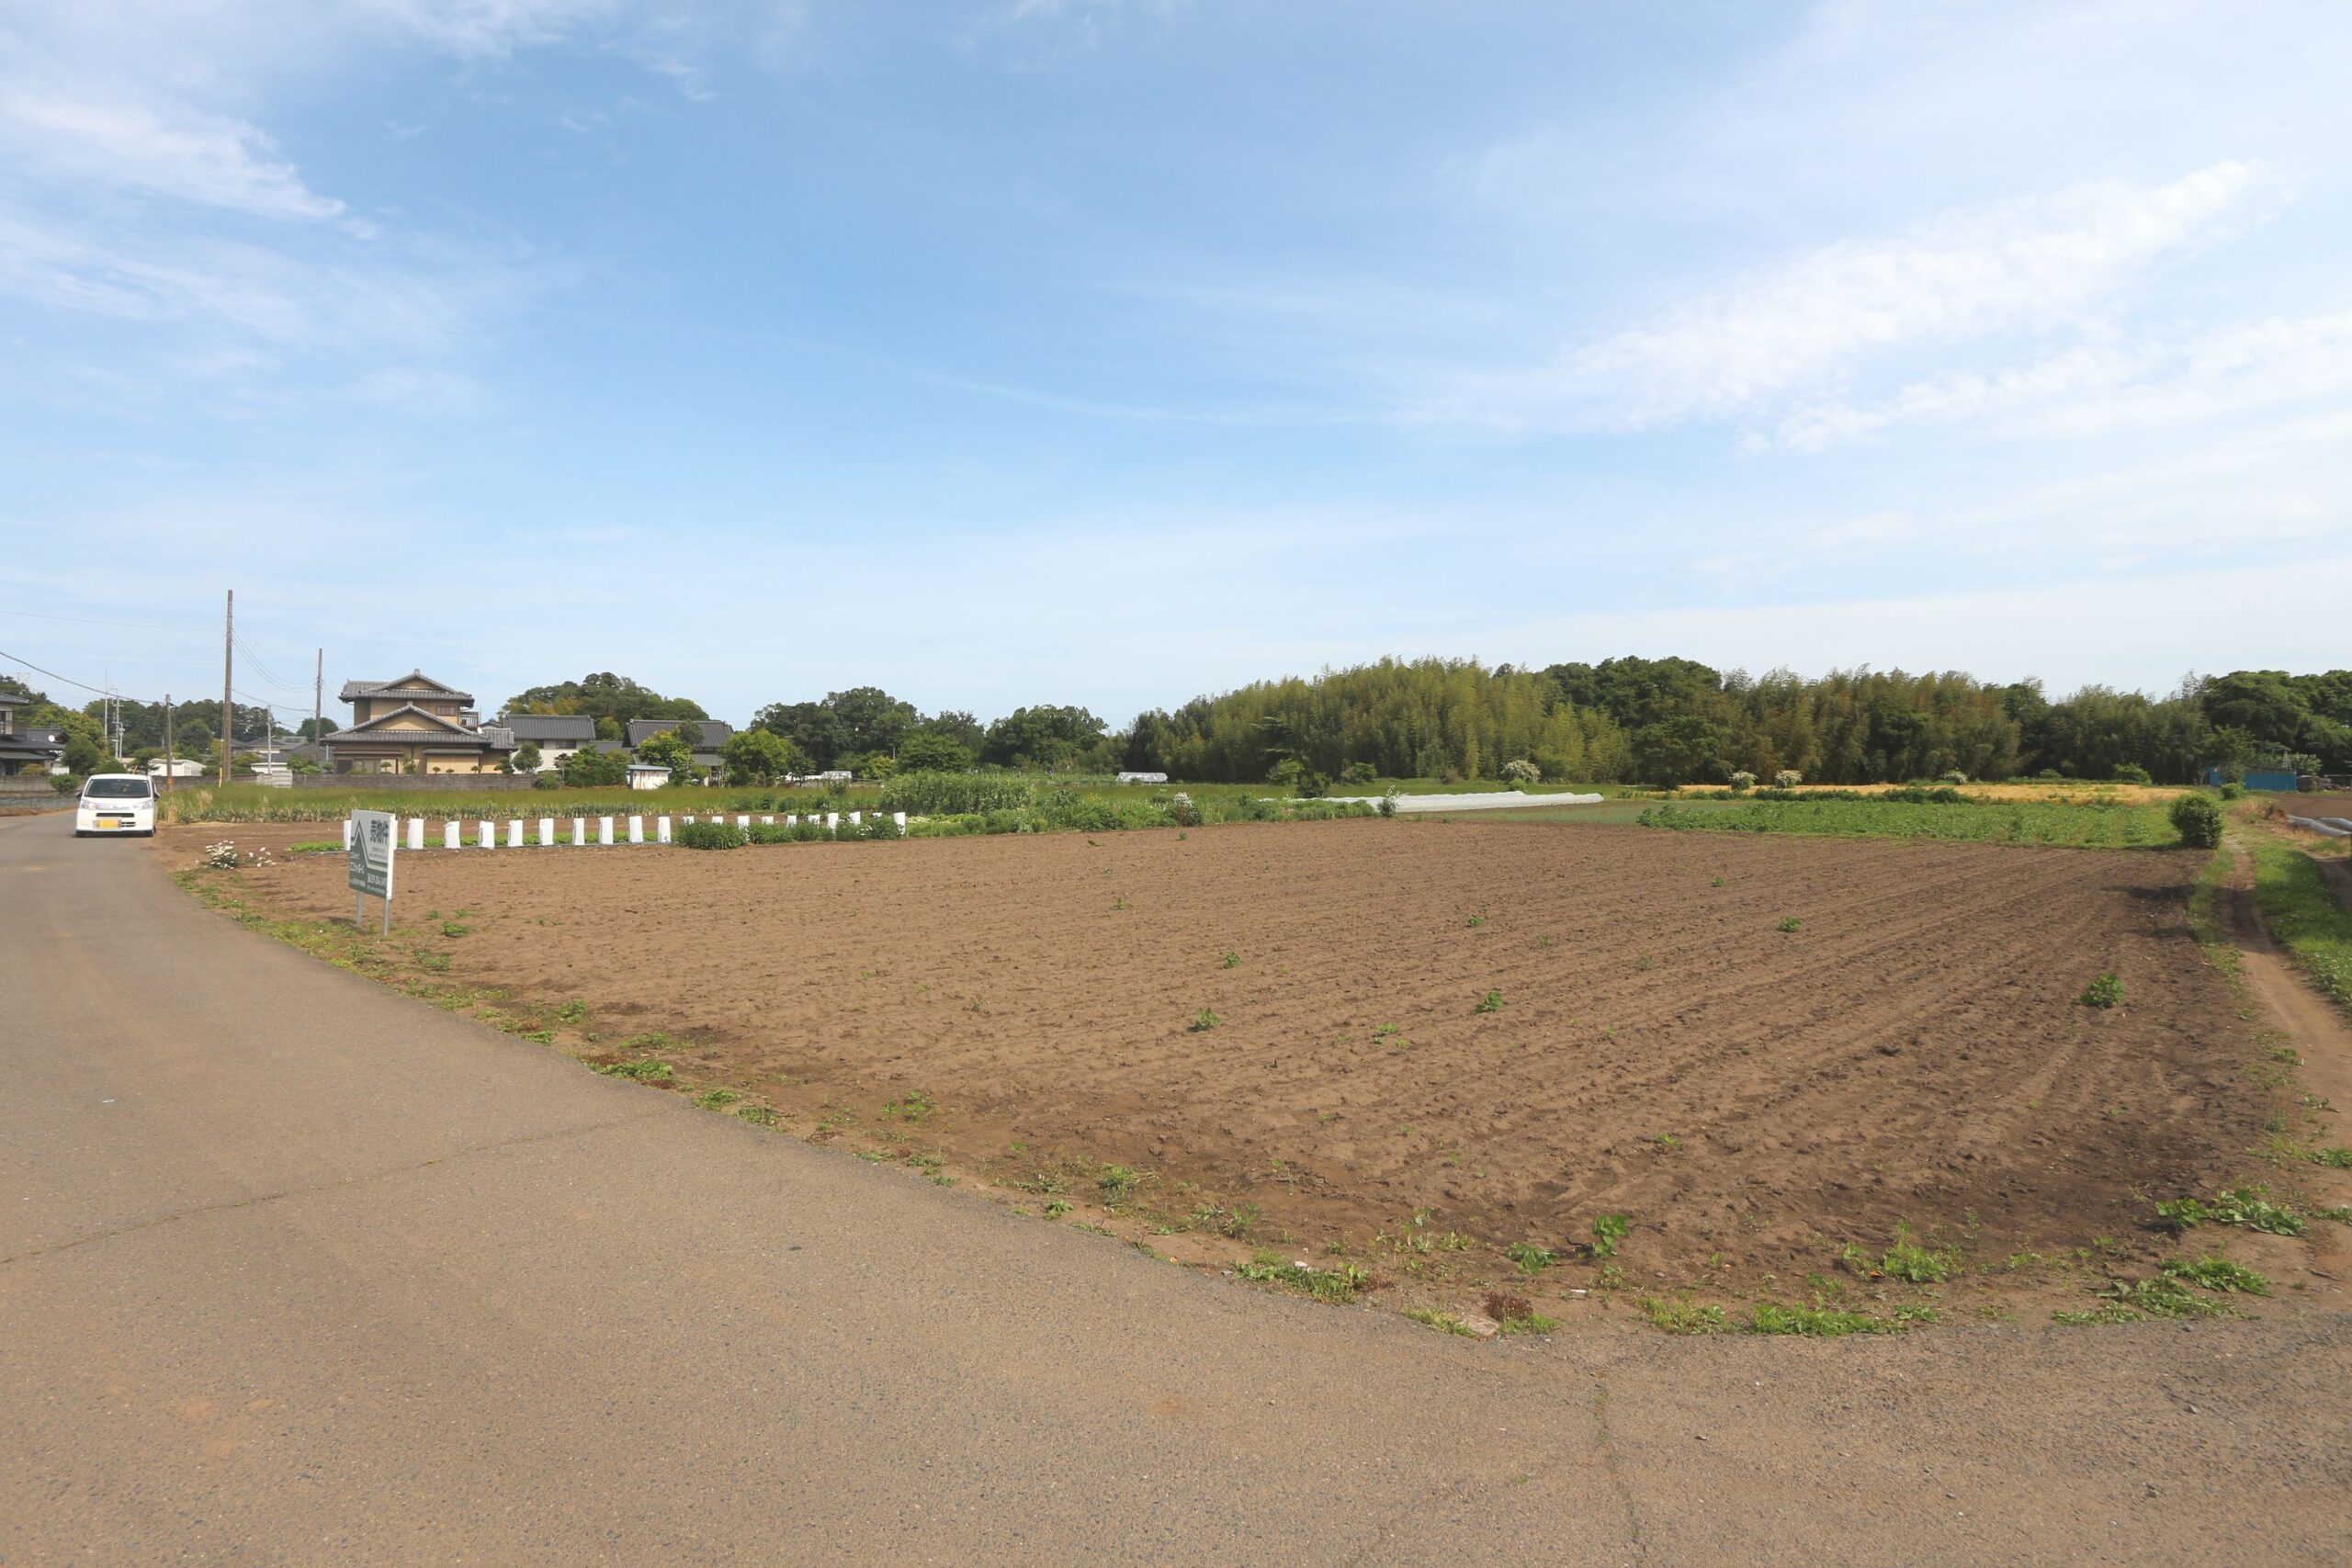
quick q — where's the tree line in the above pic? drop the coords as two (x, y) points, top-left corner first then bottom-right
(14, 654), (2343, 788)
(517, 659), (2352, 787)
(1123, 658), (2352, 787)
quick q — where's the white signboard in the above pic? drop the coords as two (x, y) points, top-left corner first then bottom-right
(349, 809), (396, 933)
(349, 810), (396, 899)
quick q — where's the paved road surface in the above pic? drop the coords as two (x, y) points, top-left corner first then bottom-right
(3, 812), (2346, 1564)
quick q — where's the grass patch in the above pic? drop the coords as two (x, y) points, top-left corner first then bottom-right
(597, 1057), (674, 1083)
(1639, 1295), (1727, 1335)
(1841, 1224), (1960, 1284)
(1747, 1300), (1935, 1337)
(1590, 1212), (1632, 1258)
(1097, 1164), (1146, 1209)
(2245, 833), (2352, 1013)
(1406, 1307), (1481, 1337)
(1238, 1249), (1372, 1303)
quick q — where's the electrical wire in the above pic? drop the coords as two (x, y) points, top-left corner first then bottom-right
(0, 648), (161, 705)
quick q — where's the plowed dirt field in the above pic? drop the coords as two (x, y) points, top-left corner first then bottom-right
(192, 818), (2276, 1307)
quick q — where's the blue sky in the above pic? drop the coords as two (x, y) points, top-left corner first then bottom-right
(3, 1), (2348, 731)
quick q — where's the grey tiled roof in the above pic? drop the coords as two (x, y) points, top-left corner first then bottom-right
(339, 670), (473, 705)
(626, 718), (731, 748)
(503, 714), (598, 742)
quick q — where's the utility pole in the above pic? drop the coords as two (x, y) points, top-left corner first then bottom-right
(220, 589), (233, 787)
(313, 649), (323, 754)
(163, 694), (174, 793)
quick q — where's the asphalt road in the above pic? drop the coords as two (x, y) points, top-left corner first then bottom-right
(3, 811), (2346, 1564)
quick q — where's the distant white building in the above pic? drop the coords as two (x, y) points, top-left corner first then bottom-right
(627, 764), (673, 791)
(148, 757), (207, 778)
(1116, 771), (1169, 784)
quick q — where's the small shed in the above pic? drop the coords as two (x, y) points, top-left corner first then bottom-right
(627, 764), (673, 791)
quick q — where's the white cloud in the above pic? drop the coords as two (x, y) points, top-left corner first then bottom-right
(0, 93), (345, 221)
(1425, 162), (2279, 432)
(1766, 309), (2352, 450)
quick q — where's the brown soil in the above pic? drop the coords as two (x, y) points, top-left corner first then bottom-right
(173, 818), (2298, 1313)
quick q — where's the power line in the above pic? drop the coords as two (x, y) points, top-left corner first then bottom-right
(233, 634), (311, 694)
(0, 647), (160, 705)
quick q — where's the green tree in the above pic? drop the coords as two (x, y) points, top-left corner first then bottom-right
(897, 730), (972, 773)
(504, 673), (707, 734)
(1631, 715), (1726, 786)
(982, 705), (1109, 770)
(636, 728), (695, 780)
(753, 701), (852, 770)
(719, 728), (797, 784)
(512, 742), (543, 773)
(558, 747), (628, 787)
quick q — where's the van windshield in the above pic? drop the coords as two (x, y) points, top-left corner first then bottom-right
(83, 778), (153, 799)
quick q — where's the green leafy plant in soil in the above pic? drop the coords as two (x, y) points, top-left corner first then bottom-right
(2154, 1186), (2306, 1236)
(2080, 973), (2124, 1008)
(2159, 1256), (2270, 1294)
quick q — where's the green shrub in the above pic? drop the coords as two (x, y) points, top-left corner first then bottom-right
(2168, 794), (2223, 849)
(676, 821), (747, 850)
(2218, 783), (2245, 801)
(2081, 973), (2124, 1009)
(2112, 763), (2153, 784)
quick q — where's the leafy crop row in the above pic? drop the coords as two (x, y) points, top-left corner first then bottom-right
(1637, 796), (2179, 848)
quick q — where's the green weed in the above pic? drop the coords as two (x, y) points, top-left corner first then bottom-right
(1504, 1241), (1557, 1276)
(2159, 1256), (2270, 1295)
(1639, 1296), (1726, 1335)
(882, 1089), (937, 1123)
(2081, 973), (2124, 1009)
(597, 1057), (673, 1083)
(1475, 990), (1503, 1014)
(1238, 1249), (1372, 1303)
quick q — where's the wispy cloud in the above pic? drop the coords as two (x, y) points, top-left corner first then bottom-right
(1765, 310), (2352, 450)
(1419, 162), (2281, 432)
(0, 93), (346, 221)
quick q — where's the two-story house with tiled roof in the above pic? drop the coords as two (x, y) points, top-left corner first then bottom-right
(321, 671), (514, 774)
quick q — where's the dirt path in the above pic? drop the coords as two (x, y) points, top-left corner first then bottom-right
(2221, 840), (2352, 1278)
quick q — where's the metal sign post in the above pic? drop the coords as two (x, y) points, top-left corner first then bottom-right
(348, 809), (396, 936)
